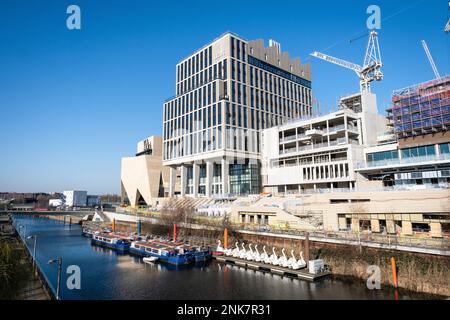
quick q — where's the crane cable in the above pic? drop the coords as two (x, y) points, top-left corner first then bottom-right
(303, 0), (428, 62)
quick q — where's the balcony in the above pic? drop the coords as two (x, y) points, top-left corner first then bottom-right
(305, 129), (325, 137)
(328, 124), (345, 133)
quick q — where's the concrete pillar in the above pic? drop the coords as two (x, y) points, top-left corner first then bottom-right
(180, 165), (186, 197)
(371, 219), (380, 233)
(205, 161), (213, 197)
(221, 158), (229, 195)
(435, 144), (440, 161)
(430, 222), (442, 238)
(402, 221), (413, 236)
(351, 218), (360, 233)
(193, 163), (199, 198)
(338, 217), (347, 230)
(386, 220), (396, 234)
(169, 166), (176, 197)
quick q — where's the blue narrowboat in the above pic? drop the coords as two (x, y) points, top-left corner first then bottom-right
(91, 233), (131, 253)
(130, 241), (194, 265)
(192, 248), (212, 262)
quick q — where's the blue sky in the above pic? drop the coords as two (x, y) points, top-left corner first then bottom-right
(0, 0), (449, 194)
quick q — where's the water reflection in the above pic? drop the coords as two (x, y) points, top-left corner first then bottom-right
(11, 215), (438, 300)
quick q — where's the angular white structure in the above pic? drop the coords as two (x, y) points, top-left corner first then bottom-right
(121, 136), (176, 207)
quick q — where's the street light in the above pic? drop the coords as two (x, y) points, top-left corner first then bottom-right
(18, 225), (26, 238)
(47, 257), (62, 300)
(26, 235), (38, 272)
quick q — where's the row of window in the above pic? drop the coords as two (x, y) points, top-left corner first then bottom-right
(230, 58), (312, 107)
(165, 82), (219, 122)
(177, 46), (213, 83)
(164, 127), (223, 160)
(367, 143), (450, 163)
(163, 103), (222, 140)
(302, 163), (349, 181)
(176, 60), (227, 96)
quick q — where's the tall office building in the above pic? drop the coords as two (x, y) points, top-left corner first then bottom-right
(163, 32), (312, 197)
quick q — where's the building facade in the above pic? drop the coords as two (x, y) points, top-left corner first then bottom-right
(261, 92), (388, 194)
(63, 190), (87, 207)
(162, 32), (312, 198)
(121, 136), (178, 207)
(356, 76), (450, 189)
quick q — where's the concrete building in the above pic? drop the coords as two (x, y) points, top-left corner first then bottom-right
(231, 188), (450, 238)
(163, 32), (312, 198)
(356, 76), (450, 189)
(121, 136), (179, 208)
(232, 78), (450, 238)
(261, 92), (388, 194)
(63, 191), (87, 207)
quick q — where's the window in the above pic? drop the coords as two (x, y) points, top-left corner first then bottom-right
(401, 145), (435, 158)
(367, 150), (399, 162)
(439, 143), (450, 154)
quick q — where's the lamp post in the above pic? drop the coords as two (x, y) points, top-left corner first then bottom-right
(47, 257), (62, 300)
(26, 235), (38, 272)
(18, 225), (26, 238)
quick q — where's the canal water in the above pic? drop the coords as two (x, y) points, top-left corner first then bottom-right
(12, 215), (432, 300)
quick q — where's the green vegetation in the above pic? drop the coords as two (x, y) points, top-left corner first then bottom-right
(0, 239), (32, 299)
(312, 246), (450, 297)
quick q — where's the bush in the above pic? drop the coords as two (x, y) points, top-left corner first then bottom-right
(0, 240), (31, 299)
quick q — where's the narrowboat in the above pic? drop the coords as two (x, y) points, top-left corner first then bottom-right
(82, 227), (98, 238)
(129, 241), (193, 265)
(91, 233), (131, 253)
(192, 247), (212, 262)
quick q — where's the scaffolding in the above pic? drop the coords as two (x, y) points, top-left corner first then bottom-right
(387, 76), (450, 138)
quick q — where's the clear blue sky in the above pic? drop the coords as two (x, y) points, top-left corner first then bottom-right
(0, 0), (449, 194)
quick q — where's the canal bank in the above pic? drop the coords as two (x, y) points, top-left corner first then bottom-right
(0, 215), (51, 300)
(97, 217), (449, 298)
(12, 214), (439, 300)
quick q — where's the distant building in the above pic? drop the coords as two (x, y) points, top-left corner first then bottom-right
(87, 195), (101, 207)
(49, 199), (63, 207)
(63, 191), (87, 207)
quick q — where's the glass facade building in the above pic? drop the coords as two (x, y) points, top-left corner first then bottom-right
(162, 32), (312, 197)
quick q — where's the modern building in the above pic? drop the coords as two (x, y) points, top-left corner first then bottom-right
(356, 76), (450, 189)
(235, 77), (450, 238)
(261, 92), (388, 194)
(162, 32), (312, 198)
(63, 190), (87, 207)
(121, 136), (179, 208)
(87, 195), (101, 207)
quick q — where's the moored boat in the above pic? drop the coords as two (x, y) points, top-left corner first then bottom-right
(91, 233), (131, 253)
(143, 256), (159, 264)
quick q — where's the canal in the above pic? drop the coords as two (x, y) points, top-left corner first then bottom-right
(12, 215), (431, 300)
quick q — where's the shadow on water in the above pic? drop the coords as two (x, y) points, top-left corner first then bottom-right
(11, 214), (443, 300)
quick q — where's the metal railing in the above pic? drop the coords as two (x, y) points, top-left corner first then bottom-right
(239, 224), (450, 252)
(357, 153), (450, 169)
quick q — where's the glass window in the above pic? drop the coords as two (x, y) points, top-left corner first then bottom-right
(440, 143), (450, 154)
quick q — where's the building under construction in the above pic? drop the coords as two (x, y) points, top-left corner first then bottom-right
(387, 76), (450, 139)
